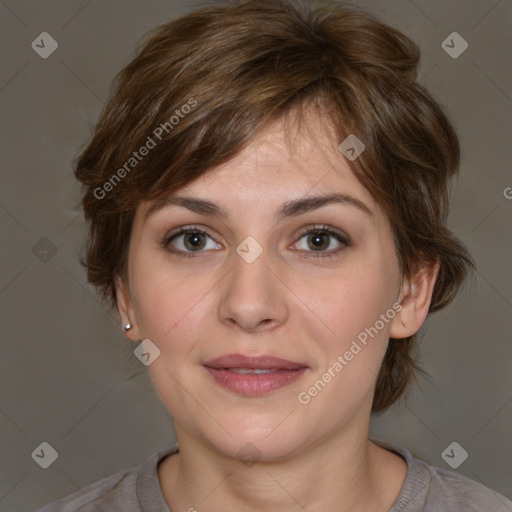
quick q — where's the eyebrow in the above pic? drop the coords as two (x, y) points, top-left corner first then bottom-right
(144, 192), (373, 221)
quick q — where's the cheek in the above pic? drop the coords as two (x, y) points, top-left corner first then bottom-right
(133, 273), (209, 345)
(305, 252), (400, 406)
(129, 259), (211, 413)
(320, 258), (398, 342)
(129, 248), (211, 345)
(297, 265), (399, 415)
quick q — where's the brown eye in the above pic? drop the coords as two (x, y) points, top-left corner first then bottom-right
(163, 226), (221, 257)
(181, 231), (207, 251)
(294, 225), (350, 260)
(305, 231), (331, 251)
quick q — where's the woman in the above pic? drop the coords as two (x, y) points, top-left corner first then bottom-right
(37, 0), (512, 510)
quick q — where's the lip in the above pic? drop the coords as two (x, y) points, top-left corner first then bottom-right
(204, 354), (307, 370)
(203, 353), (309, 396)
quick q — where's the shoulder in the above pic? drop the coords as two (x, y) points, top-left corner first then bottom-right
(424, 464), (512, 511)
(34, 443), (179, 512)
(371, 438), (512, 512)
(35, 468), (138, 512)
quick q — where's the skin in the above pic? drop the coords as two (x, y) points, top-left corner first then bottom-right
(116, 109), (438, 512)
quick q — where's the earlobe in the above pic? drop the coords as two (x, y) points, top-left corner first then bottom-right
(390, 260), (439, 339)
(114, 275), (141, 342)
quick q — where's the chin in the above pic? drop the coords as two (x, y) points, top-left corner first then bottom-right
(197, 419), (309, 463)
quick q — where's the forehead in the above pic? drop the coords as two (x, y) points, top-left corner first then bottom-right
(138, 112), (378, 221)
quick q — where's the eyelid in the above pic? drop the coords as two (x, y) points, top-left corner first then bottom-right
(294, 224), (351, 245)
(162, 224), (216, 248)
(162, 223), (351, 258)
(163, 223), (350, 242)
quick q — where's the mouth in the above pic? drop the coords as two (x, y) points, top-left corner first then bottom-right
(203, 354), (309, 396)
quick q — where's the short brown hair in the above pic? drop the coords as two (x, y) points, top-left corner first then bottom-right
(74, 0), (474, 412)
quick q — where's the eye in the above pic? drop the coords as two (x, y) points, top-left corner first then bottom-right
(162, 225), (220, 258)
(162, 224), (351, 260)
(293, 224), (350, 259)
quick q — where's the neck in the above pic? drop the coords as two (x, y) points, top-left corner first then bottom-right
(158, 423), (407, 512)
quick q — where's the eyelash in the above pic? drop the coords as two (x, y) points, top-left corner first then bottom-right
(161, 224), (351, 260)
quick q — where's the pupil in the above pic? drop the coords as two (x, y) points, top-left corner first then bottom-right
(310, 232), (327, 250)
(186, 233), (204, 250)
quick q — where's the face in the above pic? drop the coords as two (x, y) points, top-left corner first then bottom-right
(116, 111), (413, 462)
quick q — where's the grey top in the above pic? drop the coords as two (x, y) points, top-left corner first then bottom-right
(36, 438), (512, 511)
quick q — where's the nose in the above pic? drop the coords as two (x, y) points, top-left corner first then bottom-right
(217, 243), (289, 333)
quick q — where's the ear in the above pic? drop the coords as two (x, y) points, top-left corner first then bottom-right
(390, 259), (440, 339)
(114, 274), (141, 342)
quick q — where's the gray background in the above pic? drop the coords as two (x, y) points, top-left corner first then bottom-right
(0, 0), (510, 510)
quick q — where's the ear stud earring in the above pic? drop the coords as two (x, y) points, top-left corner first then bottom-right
(123, 323), (132, 331)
